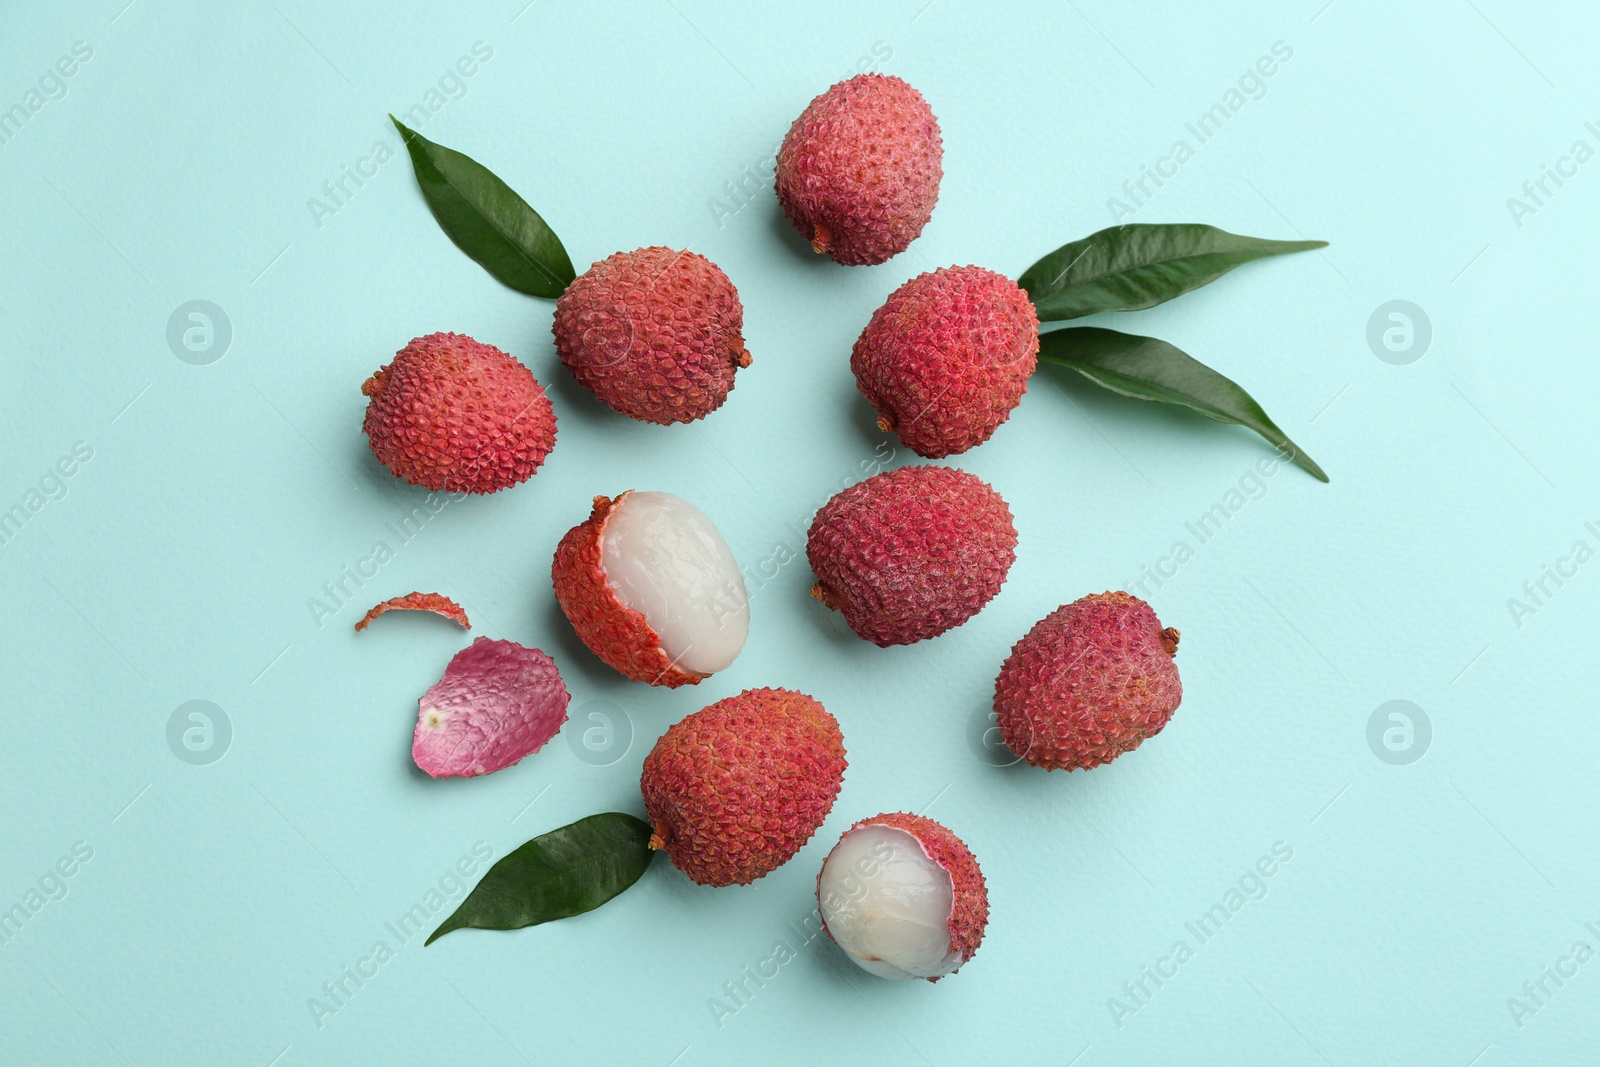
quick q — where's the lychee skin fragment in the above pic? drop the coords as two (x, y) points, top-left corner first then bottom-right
(354, 591), (470, 632)
(412, 637), (570, 779)
(807, 465), (1016, 646)
(817, 812), (988, 982)
(776, 74), (943, 265)
(994, 592), (1182, 771)
(641, 688), (846, 887)
(361, 332), (556, 494)
(551, 247), (750, 425)
(852, 266), (1040, 458)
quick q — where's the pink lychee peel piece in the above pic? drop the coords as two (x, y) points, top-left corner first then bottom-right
(412, 637), (570, 778)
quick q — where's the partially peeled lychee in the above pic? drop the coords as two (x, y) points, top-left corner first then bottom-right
(552, 491), (749, 686)
(993, 592), (1182, 771)
(817, 812), (988, 981)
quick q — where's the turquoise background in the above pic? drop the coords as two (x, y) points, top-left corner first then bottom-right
(3, 0), (1595, 1063)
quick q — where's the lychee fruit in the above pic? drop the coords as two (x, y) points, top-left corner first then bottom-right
(776, 74), (943, 265)
(817, 812), (987, 981)
(551, 247), (750, 424)
(852, 266), (1040, 458)
(807, 465), (1016, 646)
(993, 592), (1182, 771)
(641, 688), (846, 886)
(361, 332), (556, 494)
(552, 490), (748, 687)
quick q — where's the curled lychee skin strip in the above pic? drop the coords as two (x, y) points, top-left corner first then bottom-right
(412, 637), (570, 779)
(354, 592), (471, 632)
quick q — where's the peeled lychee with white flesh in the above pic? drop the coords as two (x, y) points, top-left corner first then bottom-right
(817, 813), (987, 981)
(361, 332), (556, 493)
(852, 266), (1039, 458)
(552, 490), (748, 686)
(551, 247), (751, 424)
(807, 465), (1016, 645)
(642, 687), (846, 887)
(993, 592), (1182, 771)
(776, 74), (943, 265)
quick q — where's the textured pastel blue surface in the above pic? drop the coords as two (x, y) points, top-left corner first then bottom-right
(3, 1), (1596, 1064)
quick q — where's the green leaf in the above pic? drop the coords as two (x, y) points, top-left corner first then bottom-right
(390, 115), (576, 299)
(1038, 327), (1328, 482)
(426, 813), (654, 945)
(1019, 223), (1327, 321)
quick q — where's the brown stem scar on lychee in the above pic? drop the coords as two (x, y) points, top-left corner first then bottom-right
(810, 582), (840, 611)
(810, 223), (832, 255)
(736, 349), (753, 368)
(876, 414), (894, 433)
(1161, 627), (1181, 656)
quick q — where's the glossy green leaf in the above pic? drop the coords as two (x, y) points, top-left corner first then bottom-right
(1019, 223), (1327, 321)
(427, 813), (654, 945)
(390, 115), (575, 299)
(1039, 327), (1328, 482)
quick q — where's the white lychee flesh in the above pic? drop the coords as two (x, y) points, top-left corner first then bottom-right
(600, 491), (749, 674)
(818, 825), (960, 980)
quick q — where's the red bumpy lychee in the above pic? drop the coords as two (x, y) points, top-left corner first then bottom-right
(993, 592), (1182, 771)
(641, 688), (846, 887)
(852, 266), (1040, 458)
(551, 247), (750, 425)
(776, 74), (943, 266)
(807, 465), (1016, 646)
(361, 332), (556, 494)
